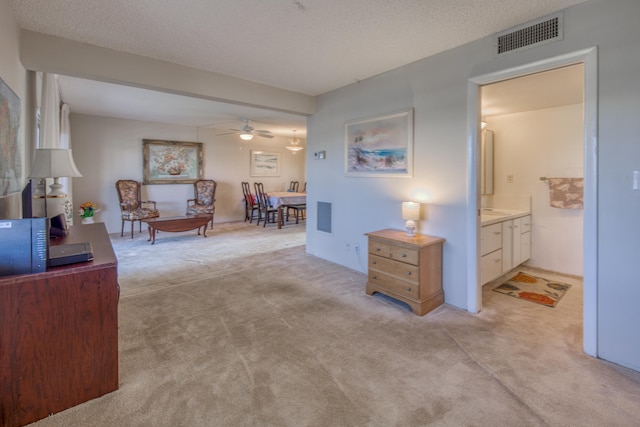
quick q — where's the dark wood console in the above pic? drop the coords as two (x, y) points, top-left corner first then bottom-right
(0, 223), (119, 427)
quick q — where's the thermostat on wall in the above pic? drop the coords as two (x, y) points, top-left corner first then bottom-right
(314, 151), (326, 160)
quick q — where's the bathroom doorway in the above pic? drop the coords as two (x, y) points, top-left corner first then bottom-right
(466, 48), (598, 356)
(479, 63), (584, 289)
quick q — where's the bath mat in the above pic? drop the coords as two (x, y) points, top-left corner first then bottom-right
(492, 272), (571, 307)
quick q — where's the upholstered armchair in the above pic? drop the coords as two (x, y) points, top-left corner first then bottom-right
(115, 180), (160, 238)
(187, 179), (217, 226)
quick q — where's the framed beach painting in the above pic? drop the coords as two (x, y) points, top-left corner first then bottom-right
(250, 151), (280, 177)
(143, 139), (203, 184)
(345, 108), (413, 177)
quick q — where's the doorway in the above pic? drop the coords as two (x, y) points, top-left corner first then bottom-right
(480, 63), (584, 282)
(466, 47), (598, 357)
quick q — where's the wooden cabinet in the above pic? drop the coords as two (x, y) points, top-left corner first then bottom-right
(0, 223), (119, 427)
(365, 229), (445, 316)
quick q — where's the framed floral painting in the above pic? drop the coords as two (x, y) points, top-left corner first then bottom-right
(345, 108), (413, 177)
(143, 139), (203, 184)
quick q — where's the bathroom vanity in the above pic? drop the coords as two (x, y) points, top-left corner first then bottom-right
(480, 209), (531, 285)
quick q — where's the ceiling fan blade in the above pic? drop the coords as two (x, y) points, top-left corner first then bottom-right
(256, 133), (274, 139)
(215, 131), (239, 136)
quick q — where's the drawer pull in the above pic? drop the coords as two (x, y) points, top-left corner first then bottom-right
(372, 275), (377, 279)
(401, 253), (407, 257)
(405, 287), (412, 292)
(376, 248), (381, 252)
(372, 261), (377, 264)
(494, 232), (501, 235)
(495, 259), (501, 263)
(406, 271), (412, 276)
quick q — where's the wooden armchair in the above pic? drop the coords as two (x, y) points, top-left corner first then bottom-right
(115, 180), (160, 238)
(241, 181), (259, 223)
(254, 182), (278, 227)
(187, 179), (217, 227)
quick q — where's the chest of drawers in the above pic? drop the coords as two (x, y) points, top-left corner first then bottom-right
(365, 229), (445, 316)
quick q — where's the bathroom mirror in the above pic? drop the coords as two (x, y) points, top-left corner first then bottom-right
(481, 129), (494, 195)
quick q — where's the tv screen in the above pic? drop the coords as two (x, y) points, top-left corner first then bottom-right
(21, 181), (33, 219)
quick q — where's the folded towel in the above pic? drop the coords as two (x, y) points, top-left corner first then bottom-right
(546, 178), (584, 210)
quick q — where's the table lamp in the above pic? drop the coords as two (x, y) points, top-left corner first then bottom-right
(28, 148), (83, 217)
(402, 201), (420, 237)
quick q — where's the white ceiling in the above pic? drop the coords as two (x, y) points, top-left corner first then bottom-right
(9, 0), (588, 134)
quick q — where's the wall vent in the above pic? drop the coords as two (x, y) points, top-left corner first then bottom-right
(495, 13), (563, 55)
(317, 202), (332, 233)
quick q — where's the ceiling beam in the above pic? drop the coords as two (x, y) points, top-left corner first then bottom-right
(20, 30), (315, 117)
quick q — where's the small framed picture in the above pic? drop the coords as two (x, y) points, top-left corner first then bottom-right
(250, 151), (281, 177)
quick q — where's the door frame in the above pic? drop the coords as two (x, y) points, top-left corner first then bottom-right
(466, 47), (598, 357)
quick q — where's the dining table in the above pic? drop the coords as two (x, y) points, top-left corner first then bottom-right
(268, 191), (307, 229)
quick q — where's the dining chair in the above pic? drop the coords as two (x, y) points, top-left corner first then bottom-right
(241, 181), (259, 223)
(115, 179), (160, 238)
(186, 179), (217, 227)
(286, 181), (306, 223)
(254, 182), (278, 227)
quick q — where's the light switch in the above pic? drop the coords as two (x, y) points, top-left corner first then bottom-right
(634, 171), (639, 190)
(507, 174), (514, 184)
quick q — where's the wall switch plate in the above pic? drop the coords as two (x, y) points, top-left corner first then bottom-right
(634, 171), (639, 190)
(314, 151), (326, 160)
(507, 174), (514, 183)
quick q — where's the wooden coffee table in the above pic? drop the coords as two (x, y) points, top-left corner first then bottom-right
(143, 214), (213, 244)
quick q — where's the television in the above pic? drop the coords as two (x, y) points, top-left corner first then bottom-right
(0, 217), (48, 276)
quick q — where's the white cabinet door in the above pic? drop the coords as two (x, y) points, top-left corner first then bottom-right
(521, 231), (531, 263)
(481, 249), (502, 285)
(481, 223), (502, 256)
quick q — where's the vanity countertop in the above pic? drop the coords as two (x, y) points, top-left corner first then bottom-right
(480, 208), (530, 226)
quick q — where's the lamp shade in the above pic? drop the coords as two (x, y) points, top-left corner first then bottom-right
(402, 201), (420, 221)
(240, 132), (253, 141)
(28, 148), (83, 179)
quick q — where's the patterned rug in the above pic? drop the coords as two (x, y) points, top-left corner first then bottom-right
(492, 272), (571, 307)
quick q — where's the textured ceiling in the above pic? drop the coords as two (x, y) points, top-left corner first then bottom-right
(9, 0), (588, 133)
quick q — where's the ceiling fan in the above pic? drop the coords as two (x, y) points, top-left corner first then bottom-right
(215, 119), (274, 140)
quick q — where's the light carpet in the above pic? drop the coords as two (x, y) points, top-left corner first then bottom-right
(29, 222), (640, 426)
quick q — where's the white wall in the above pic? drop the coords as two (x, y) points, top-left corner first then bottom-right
(70, 114), (305, 234)
(0, 0), (26, 219)
(486, 104), (584, 276)
(306, 0), (640, 371)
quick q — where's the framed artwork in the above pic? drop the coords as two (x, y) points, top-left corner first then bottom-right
(250, 151), (280, 177)
(0, 76), (22, 197)
(143, 139), (203, 184)
(345, 108), (413, 177)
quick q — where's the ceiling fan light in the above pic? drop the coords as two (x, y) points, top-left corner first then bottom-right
(240, 132), (253, 141)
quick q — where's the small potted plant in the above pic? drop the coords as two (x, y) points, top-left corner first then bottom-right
(79, 201), (98, 224)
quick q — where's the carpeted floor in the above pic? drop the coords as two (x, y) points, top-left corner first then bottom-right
(30, 221), (640, 426)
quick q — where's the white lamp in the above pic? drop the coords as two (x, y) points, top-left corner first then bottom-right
(402, 201), (420, 237)
(240, 132), (253, 141)
(28, 148), (83, 216)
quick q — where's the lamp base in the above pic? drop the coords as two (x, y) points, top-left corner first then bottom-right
(405, 219), (417, 237)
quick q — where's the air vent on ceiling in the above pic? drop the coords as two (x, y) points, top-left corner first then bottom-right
(495, 13), (563, 55)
